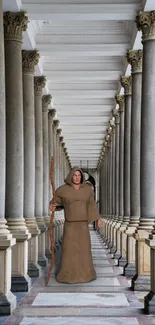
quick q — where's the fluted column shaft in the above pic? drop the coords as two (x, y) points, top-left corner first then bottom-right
(124, 50), (142, 278)
(110, 110), (120, 254)
(48, 109), (56, 201)
(22, 50), (41, 277)
(0, 6), (16, 312)
(34, 76), (48, 267)
(4, 12), (27, 223)
(22, 50), (40, 228)
(132, 11), (155, 294)
(121, 76), (132, 223)
(34, 77), (46, 226)
(53, 120), (59, 188)
(112, 129), (116, 217)
(42, 95), (52, 260)
(114, 111), (120, 217)
(118, 96), (125, 220)
(114, 95), (124, 259)
(42, 95), (52, 217)
(4, 11), (31, 292)
(118, 76), (132, 266)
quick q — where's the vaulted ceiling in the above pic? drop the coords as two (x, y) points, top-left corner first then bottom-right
(3, 0), (154, 169)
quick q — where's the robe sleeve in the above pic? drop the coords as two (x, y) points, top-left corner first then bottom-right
(49, 187), (64, 210)
(55, 187), (64, 209)
(87, 192), (99, 222)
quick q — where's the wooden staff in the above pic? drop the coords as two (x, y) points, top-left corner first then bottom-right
(46, 156), (56, 286)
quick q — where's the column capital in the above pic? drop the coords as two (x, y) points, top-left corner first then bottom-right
(120, 76), (132, 95)
(126, 49), (143, 74)
(48, 108), (56, 119)
(110, 117), (115, 127)
(4, 11), (28, 42)
(34, 76), (46, 95)
(59, 136), (64, 143)
(107, 126), (113, 136)
(53, 119), (60, 129)
(136, 11), (155, 41)
(57, 128), (62, 136)
(112, 108), (120, 124)
(22, 50), (40, 74)
(115, 95), (125, 112)
(42, 94), (52, 111)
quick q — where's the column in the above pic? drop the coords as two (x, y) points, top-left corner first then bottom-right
(124, 50), (142, 277)
(108, 119), (116, 249)
(48, 109), (56, 202)
(105, 131), (112, 245)
(59, 136), (64, 185)
(132, 10), (155, 294)
(56, 128), (62, 243)
(118, 76), (132, 267)
(0, 5), (16, 314)
(62, 142), (66, 179)
(111, 109), (120, 255)
(103, 141), (109, 241)
(22, 50), (41, 277)
(53, 119), (60, 188)
(53, 119), (60, 249)
(59, 136), (65, 242)
(114, 95), (125, 260)
(4, 11), (31, 292)
(34, 76), (48, 267)
(57, 128), (62, 188)
(42, 95), (52, 260)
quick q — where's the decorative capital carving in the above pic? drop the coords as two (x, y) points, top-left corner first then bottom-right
(109, 118), (115, 128)
(115, 95), (125, 112)
(59, 136), (64, 143)
(42, 94), (52, 111)
(53, 119), (60, 129)
(4, 11), (28, 41)
(120, 76), (132, 95)
(112, 108), (120, 124)
(34, 76), (46, 95)
(57, 128), (62, 136)
(22, 50), (40, 74)
(126, 49), (143, 74)
(136, 11), (155, 41)
(49, 108), (56, 119)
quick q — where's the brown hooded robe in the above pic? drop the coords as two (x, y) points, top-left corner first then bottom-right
(55, 167), (99, 284)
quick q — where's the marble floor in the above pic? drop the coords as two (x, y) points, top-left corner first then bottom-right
(1, 228), (155, 325)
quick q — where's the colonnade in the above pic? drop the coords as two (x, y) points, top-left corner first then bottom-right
(0, 5), (70, 314)
(99, 10), (155, 314)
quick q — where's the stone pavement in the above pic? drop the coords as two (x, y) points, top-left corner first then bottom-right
(1, 228), (155, 325)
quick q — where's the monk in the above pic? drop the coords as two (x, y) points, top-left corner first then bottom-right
(50, 166), (102, 284)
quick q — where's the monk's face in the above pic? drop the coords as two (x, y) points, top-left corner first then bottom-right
(72, 170), (81, 185)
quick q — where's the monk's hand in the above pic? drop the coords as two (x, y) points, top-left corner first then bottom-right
(49, 203), (56, 212)
(97, 218), (103, 228)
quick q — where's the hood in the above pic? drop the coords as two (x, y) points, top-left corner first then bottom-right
(64, 166), (85, 186)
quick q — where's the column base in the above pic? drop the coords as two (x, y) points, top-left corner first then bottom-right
(38, 255), (48, 267)
(0, 291), (16, 315)
(107, 241), (113, 249)
(110, 246), (116, 254)
(118, 256), (127, 267)
(55, 242), (61, 250)
(28, 262), (42, 278)
(45, 248), (52, 260)
(144, 290), (155, 314)
(114, 250), (121, 260)
(123, 263), (136, 278)
(11, 274), (31, 292)
(131, 274), (150, 291)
